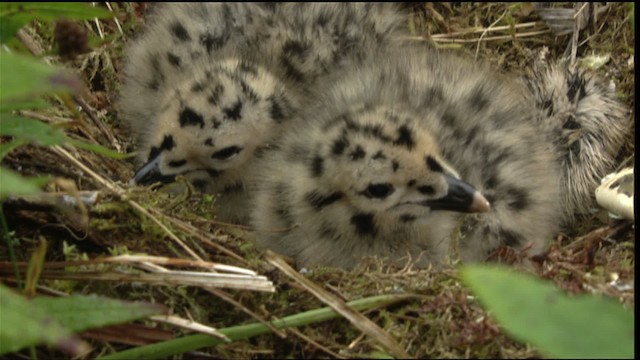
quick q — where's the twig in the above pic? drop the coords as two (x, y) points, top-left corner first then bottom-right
(105, 2), (124, 35)
(430, 21), (545, 38)
(16, 28), (48, 61)
(73, 95), (122, 152)
(91, 2), (105, 39)
(476, 9), (509, 60)
(150, 315), (230, 342)
(142, 262), (285, 337)
(19, 270), (274, 292)
(564, 223), (630, 251)
(152, 210), (247, 263)
(408, 29), (552, 43)
(0, 255), (254, 275)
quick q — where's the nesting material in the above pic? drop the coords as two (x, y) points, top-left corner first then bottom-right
(596, 167), (634, 221)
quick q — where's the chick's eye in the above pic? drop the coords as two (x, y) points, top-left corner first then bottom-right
(212, 146), (243, 160)
(363, 183), (395, 199)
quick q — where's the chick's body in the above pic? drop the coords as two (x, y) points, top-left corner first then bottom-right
(118, 3), (408, 223)
(251, 46), (564, 269)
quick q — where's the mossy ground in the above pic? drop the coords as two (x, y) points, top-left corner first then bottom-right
(1, 3), (634, 359)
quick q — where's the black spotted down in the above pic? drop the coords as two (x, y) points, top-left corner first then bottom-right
(469, 86), (490, 111)
(426, 156), (444, 173)
(499, 228), (523, 247)
(282, 39), (310, 58)
(200, 33), (228, 54)
(393, 125), (415, 149)
(168, 159), (186, 167)
(191, 82), (205, 93)
(269, 95), (287, 122)
(372, 150), (387, 160)
(566, 72), (586, 102)
(281, 57), (305, 82)
(148, 134), (175, 161)
(306, 191), (343, 210)
(332, 136), (349, 156)
(505, 186), (530, 211)
(179, 107), (205, 128)
(562, 116), (582, 130)
(350, 213), (377, 237)
(171, 22), (191, 42)
(239, 80), (259, 102)
(223, 100), (243, 121)
(399, 214), (416, 223)
(160, 135), (175, 151)
(350, 145), (366, 160)
(147, 55), (164, 91)
(207, 84), (224, 105)
(392, 160), (400, 172)
(310, 155), (324, 177)
(166, 52), (181, 68)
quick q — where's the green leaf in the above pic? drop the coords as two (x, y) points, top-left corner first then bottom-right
(32, 295), (167, 333)
(0, 283), (166, 355)
(0, 138), (26, 160)
(0, 2), (113, 43)
(0, 115), (126, 159)
(0, 283), (76, 355)
(0, 51), (81, 102)
(461, 265), (634, 359)
(0, 167), (49, 200)
(0, 115), (68, 146)
(0, 98), (50, 112)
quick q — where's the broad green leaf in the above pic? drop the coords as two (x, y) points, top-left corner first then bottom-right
(0, 51), (81, 102)
(32, 295), (167, 333)
(0, 283), (164, 355)
(0, 115), (68, 146)
(0, 167), (49, 200)
(0, 283), (76, 355)
(461, 265), (634, 359)
(0, 138), (26, 160)
(0, 2), (113, 42)
(0, 115), (126, 159)
(0, 98), (50, 112)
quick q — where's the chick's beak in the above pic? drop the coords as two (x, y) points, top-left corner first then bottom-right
(130, 154), (176, 186)
(422, 174), (490, 213)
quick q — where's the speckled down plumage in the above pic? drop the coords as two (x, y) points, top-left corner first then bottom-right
(118, 3), (409, 223)
(521, 52), (629, 224)
(250, 44), (629, 269)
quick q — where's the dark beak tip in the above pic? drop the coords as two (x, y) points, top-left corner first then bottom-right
(131, 155), (176, 186)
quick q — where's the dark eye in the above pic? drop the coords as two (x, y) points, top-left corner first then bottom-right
(212, 146), (243, 160)
(418, 185), (435, 195)
(364, 183), (395, 199)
